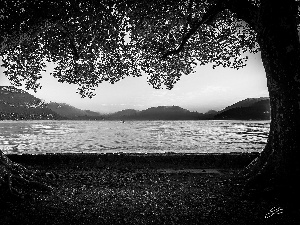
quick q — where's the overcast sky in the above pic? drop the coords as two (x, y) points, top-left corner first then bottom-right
(0, 52), (268, 113)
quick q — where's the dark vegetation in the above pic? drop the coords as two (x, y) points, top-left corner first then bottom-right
(2, 153), (299, 225)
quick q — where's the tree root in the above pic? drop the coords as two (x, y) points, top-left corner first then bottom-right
(239, 148), (300, 214)
(0, 150), (53, 200)
(240, 156), (269, 187)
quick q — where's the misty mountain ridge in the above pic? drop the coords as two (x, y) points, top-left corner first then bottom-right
(0, 86), (270, 120)
(0, 86), (62, 120)
(0, 86), (103, 120)
(215, 97), (270, 120)
(220, 97), (269, 113)
(47, 102), (102, 119)
(105, 106), (202, 120)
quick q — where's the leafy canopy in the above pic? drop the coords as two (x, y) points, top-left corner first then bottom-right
(1, 0), (258, 97)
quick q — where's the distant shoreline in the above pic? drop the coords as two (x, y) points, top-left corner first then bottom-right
(1, 118), (271, 121)
(1, 86), (270, 120)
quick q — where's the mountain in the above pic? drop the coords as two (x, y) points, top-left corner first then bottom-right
(102, 99), (271, 121)
(138, 106), (201, 120)
(105, 109), (139, 120)
(106, 98), (271, 120)
(0, 86), (62, 120)
(0, 86), (103, 120)
(219, 97), (269, 113)
(1, 86), (270, 121)
(105, 106), (204, 120)
(47, 102), (103, 120)
(205, 110), (218, 115)
(214, 97), (270, 120)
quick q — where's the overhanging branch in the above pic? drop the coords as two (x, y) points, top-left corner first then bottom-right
(223, 0), (259, 32)
(162, 1), (224, 58)
(56, 24), (80, 60)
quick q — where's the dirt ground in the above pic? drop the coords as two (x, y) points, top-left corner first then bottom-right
(1, 153), (299, 225)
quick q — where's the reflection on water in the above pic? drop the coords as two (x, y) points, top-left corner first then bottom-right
(0, 120), (270, 154)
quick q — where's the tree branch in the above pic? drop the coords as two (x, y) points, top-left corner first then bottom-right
(55, 24), (80, 60)
(223, 0), (259, 32)
(162, 1), (224, 58)
(161, 0), (260, 59)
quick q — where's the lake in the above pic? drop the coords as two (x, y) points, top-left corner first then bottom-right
(0, 120), (270, 154)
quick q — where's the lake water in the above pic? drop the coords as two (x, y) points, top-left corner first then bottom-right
(0, 120), (270, 155)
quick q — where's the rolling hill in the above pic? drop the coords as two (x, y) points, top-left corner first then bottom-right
(0, 86), (62, 120)
(214, 97), (270, 120)
(47, 102), (103, 120)
(105, 106), (205, 120)
(1, 86), (270, 121)
(0, 86), (103, 120)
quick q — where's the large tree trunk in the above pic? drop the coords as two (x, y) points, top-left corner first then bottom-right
(243, 0), (300, 206)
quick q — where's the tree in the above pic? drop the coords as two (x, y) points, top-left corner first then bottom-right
(1, 0), (300, 204)
(0, 150), (52, 198)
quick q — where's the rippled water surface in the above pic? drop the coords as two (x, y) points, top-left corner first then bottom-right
(0, 120), (270, 154)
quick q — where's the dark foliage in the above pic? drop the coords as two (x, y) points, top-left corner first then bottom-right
(1, 0), (258, 96)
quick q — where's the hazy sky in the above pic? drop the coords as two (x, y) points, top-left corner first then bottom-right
(0, 52), (268, 113)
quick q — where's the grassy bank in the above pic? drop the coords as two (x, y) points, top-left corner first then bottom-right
(1, 153), (299, 225)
